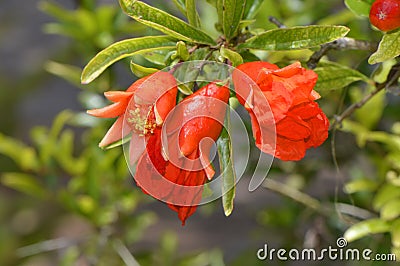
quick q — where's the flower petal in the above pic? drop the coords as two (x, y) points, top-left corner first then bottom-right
(276, 115), (311, 141)
(98, 116), (128, 147)
(87, 101), (127, 118)
(275, 137), (307, 161)
(104, 91), (134, 102)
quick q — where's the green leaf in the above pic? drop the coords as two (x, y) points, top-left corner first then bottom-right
(381, 198), (400, 220)
(185, 0), (201, 28)
(1, 173), (47, 198)
(81, 36), (176, 84)
(344, 178), (379, 194)
(45, 61), (82, 87)
(119, 0), (215, 45)
(369, 29), (400, 64)
(239, 25), (350, 50)
(0, 134), (40, 171)
(344, 218), (391, 242)
(351, 87), (385, 130)
(217, 108), (236, 216)
(373, 184), (400, 211)
(243, 0), (265, 19)
(314, 61), (371, 96)
(136, 47), (176, 66)
(171, 0), (187, 15)
(177, 84), (193, 95)
(130, 61), (158, 78)
(344, 0), (372, 17)
(220, 46), (243, 66)
(391, 219), (400, 247)
(172, 41), (190, 61)
(219, 0), (245, 40)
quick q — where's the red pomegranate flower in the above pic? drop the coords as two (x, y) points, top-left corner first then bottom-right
(87, 72), (178, 164)
(233, 61), (329, 161)
(369, 0), (400, 32)
(88, 76), (230, 225)
(135, 82), (230, 224)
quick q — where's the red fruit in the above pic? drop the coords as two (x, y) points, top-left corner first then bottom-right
(369, 0), (400, 32)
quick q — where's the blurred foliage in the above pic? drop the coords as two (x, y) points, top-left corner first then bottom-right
(1, 0), (400, 265)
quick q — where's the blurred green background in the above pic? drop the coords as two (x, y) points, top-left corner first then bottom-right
(1, 0), (400, 265)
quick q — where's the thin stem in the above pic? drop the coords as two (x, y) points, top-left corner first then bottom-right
(263, 178), (330, 216)
(307, 37), (377, 69)
(268, 16), (286, 28)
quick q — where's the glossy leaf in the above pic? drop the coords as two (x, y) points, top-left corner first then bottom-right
(369, 29), (400, 64)
(314, 61), (371, 96)
(344, 218), (391, 242)
(243, 0), (264, 19)
(220, 46), (243, 66)
(185, 0), (200, 28)
(1, 173), (47, 198)
(219, 0), (245, 40)
(119, 0), (216, 45)
(130, 61), (158, 78)
(344, 0), (372, 17)
(81, 36), (176, 84)
(217, 108), (236, 216)
(239, 25), (350, 50)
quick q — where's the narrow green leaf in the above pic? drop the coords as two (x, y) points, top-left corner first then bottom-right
(102, 135), (131, 150)
(391, 219), (400, 247)
(344, 218), (391, 242)
(238, 19), (256, 29)
(136, 47), (176, 66)
(344, 0), (372, 17)
(314, 61), (371, 96)
(173, 41), (190, 61)
(178, 84), (194, 95)
(81, 36), (176, 84)
(217, 108), (236, 216)
(1, 173), (47, 198)
(373, 184), (400, 211)
(185, 0), (201, 28)
(381, 198), (400, 220)
(369, 29), (400, 64)
(220, 46), (243, 66)
(0, 134), (40, 171)
(130, 61), (158, 78)
(220, 0), (245, 40)
(45, 61), (82, 87)
(119, 0), (216, 45)
(171, 0), (187, 15)
(344, 178), (379, 194)
(243, 0), (265, 19)
(351, 87), (385, 130)
(239, 25), (350, 50)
